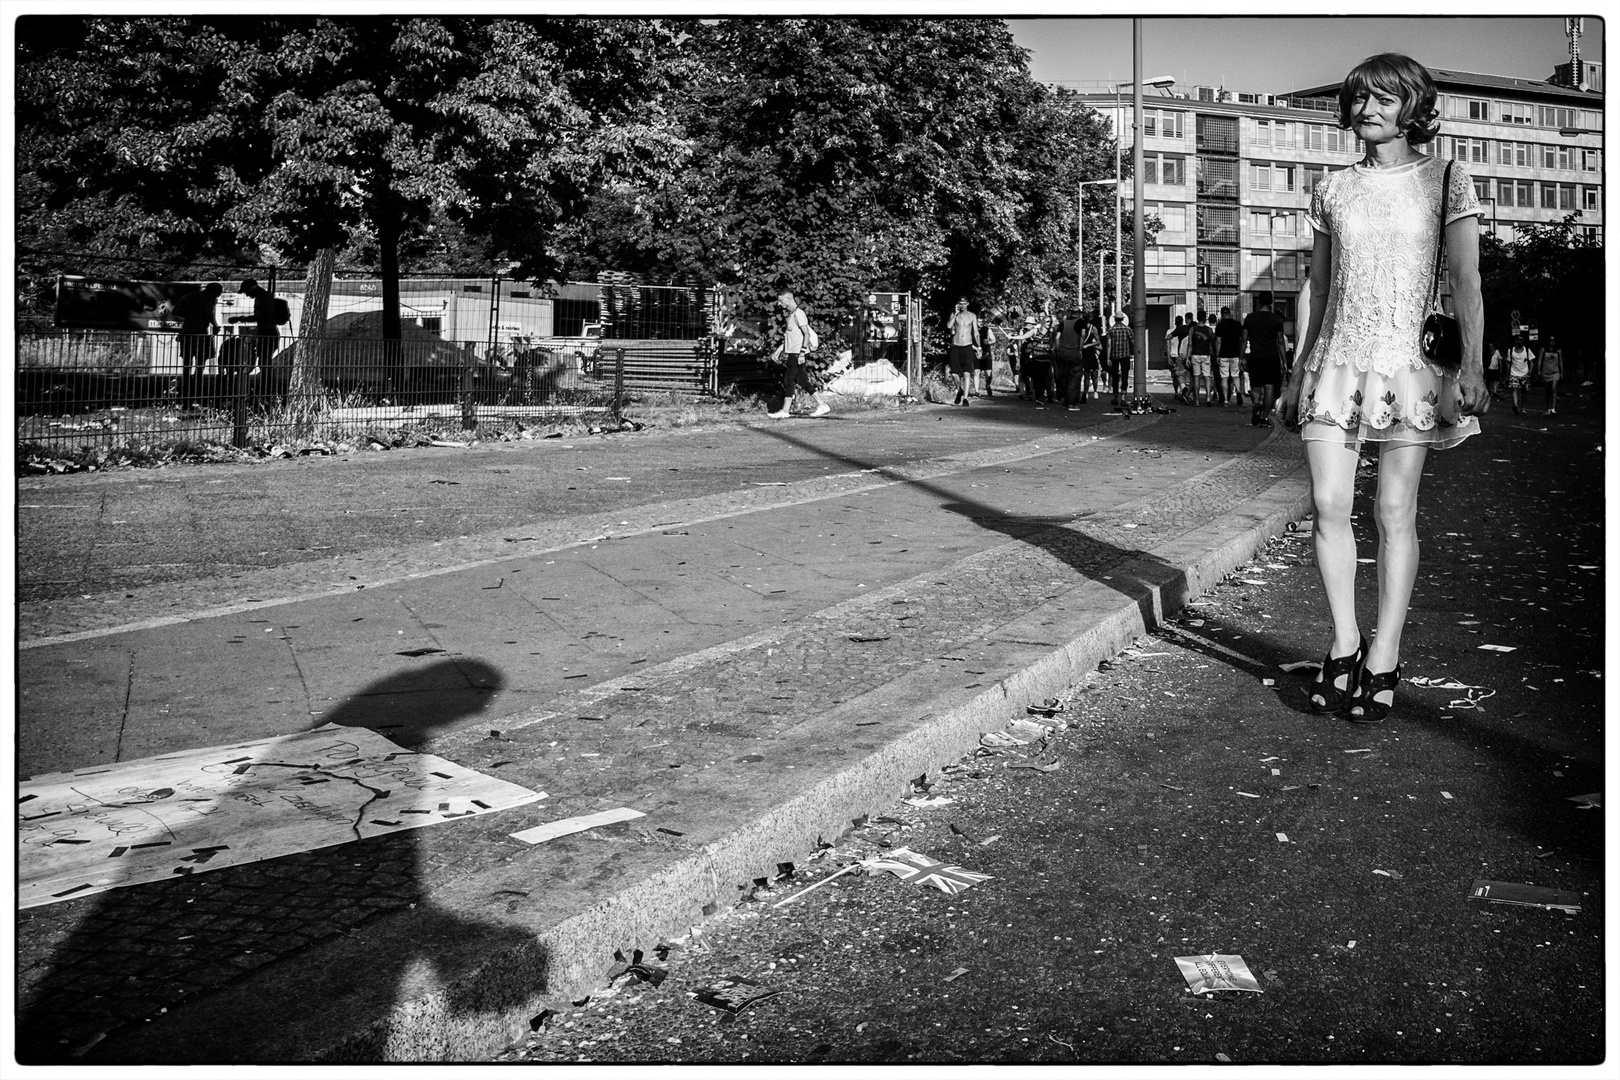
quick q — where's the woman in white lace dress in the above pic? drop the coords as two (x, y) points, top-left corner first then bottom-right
(1277, 54), (1489, 724)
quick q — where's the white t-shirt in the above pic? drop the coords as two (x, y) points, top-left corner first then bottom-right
(783, 306), (809, 354)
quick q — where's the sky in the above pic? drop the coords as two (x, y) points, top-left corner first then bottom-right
(1007, 15), (1603, 96)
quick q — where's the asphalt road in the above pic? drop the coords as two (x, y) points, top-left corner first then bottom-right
(498, 392), (1605, 1065)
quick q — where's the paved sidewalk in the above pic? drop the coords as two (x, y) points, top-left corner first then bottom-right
(16, 396), (1311, 1063)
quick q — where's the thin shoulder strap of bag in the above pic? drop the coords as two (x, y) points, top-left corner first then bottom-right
(1428, 160), (1453, 311)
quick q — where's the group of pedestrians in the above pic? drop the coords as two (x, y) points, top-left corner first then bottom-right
(1002, 309), (1135, 412)
(1485, 334), (1564, 415)
(1162, 296), (1286, 426)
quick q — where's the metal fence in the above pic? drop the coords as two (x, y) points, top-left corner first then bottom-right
(15, 262), (922, 453)
(16, 271), (734, 451)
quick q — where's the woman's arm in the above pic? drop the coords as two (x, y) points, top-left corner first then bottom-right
(1445, 215), (1489, 416)
(1276, 229), (1332, 429)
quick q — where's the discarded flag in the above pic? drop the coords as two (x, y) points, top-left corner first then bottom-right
(865, 847), (991, 895)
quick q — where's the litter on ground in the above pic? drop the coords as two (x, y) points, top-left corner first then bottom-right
(1175, 954), (1263, 995)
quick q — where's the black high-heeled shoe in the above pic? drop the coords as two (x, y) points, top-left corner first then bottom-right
(1309, 635), (1365, 713)
(1348, 662), (1401, 725)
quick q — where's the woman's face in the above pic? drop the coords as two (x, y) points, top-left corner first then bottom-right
(1350, 84), (1407, 146)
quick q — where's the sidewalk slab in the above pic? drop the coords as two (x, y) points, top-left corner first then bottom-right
(17, 405), (1309, 1063)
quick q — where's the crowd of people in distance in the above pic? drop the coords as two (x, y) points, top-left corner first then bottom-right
(1485, 333), (1565, 416)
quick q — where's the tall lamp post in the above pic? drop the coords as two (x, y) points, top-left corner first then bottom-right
(1077, 178), (1120, 311)
(1123, 28), (1176, 412)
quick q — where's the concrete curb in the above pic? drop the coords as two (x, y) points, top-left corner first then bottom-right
(87, 436), (1313, 1063)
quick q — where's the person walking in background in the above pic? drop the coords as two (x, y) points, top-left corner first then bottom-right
(1189, 311), (1218, 406)
(1215, 305), (1245, 406)
(1021, 313), (1056, 406)
(1484, 339), (1503, 400)
(1276, 52), (1488, 726)
(1506, 335), (1533, 414)
(946, 297), (982, 406)
(1053, 308), (1086, 410)
(1078, 314), (1102, 404)
(1539, 335), (1564, 414)
(979, 308), (1005, 397)
(1241, 291), (1287, 425)
(768, 290), (832, 419)
(1104, 311), (1133, 411)
(1164, 315), (1186, 403)
(172, 281), (222, 411)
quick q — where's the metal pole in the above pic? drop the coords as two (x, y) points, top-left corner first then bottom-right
(1114, 91), (1123, 321)
(1131, 19), (1149, 410)
(1076, 182), (1084, 308)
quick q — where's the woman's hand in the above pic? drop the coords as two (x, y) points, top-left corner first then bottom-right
(1457, 367), (1490, 417)
(1274, 379), (1305, 432)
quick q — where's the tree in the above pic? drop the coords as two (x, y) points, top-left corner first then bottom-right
(552, 18), (1123, 336)
(1478, 214), (1603, 366)
(18, 15), (686, 409)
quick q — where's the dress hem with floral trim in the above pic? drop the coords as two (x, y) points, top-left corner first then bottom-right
(1298, 358), (1480, 449)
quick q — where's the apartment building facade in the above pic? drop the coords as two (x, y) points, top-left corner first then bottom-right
(1076, 61), (1602, 349)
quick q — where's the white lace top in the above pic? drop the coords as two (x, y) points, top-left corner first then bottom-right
(1304, 155), (1480, 378)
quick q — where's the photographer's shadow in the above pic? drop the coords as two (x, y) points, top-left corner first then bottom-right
(19, 659), (547, 1064)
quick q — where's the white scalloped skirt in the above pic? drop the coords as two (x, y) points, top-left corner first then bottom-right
(1299, 356), (1481, 449)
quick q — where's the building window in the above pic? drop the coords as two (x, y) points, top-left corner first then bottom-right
(1302, 166), (1327, 195)
(1499, 101), (1534, 125)
(1249, 163), (1296, 192)
(1252, 118), (1271, 146)
(1541, 182), (1577, 211)
(1144, 110), (1185, 140)
(1498, 141), (1530, 167)
(1542, 144), (1573, 170)
(1583, 187), (1600, 212)
(1146, 247), (1188, 276)
(1144, 153), (1187, 186)
(1151, 203), (1187, 232)
(1273, 212), (1296, 237)
(1538, 105), (1578, 129)
(1247, 253), (1298, 281)
(1581, 148), (1600, 172)
(1452, 137), (1489, 164)
(1511, 179), (1534, 207)
(1303, 124), (1350, 153)
(1451, 96), (1489, 121)
(1196, 155), (1238, 199)
(1578, 109), (1601, 130)
(1472, 178), (1490, 203)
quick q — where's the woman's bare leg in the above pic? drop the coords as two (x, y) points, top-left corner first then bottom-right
(1306, 437), (1362, 662)
(1364, 441), (1429, 674)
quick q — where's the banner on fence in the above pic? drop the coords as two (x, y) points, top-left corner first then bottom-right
(53, 275), (210, 332)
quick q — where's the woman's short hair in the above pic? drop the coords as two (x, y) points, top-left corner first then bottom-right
(1337, 53), (1441, 145)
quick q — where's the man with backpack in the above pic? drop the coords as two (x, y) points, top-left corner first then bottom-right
(769, 290), (832, 418)
(1053, 308), (1087, 410)
(1188, 311), (1218, 406)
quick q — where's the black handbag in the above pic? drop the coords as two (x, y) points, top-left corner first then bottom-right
(1420, 161), (1462, 372)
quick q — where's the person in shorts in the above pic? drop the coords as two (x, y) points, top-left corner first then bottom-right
(1215, 305), (1244, 405)
(1186, 312), (1216, 405)
(1078, 314), (1102, 403)
(946, 297), (982, 406)
(1021, 315), (1055, 406)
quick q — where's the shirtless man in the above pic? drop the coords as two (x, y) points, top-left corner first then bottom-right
(946, 297), (982, 406)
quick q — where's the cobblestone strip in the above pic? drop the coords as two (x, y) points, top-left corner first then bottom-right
(20, 415), (1156, 646)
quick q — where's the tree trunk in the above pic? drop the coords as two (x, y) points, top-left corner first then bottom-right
(286, 247), (335, 432)
(375, 165), (404, 394)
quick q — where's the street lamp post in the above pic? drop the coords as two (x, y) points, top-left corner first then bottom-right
(1077, 178), (1120, 311)
(1115, 62), (1175, 412)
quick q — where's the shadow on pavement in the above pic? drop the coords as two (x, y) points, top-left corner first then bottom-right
(18, 659), (545, 1065)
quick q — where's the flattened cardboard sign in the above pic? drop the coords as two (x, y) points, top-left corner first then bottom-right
(18, 724), (545, 909)
(1174, 954), (1263, 994)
